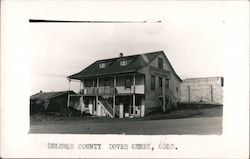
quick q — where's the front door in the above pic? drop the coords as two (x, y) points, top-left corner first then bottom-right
(124, 102), (130, 117)
(120, 96), (132, 117)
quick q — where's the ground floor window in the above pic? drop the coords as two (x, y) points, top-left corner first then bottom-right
(136, 95), (143, 106)
(84, 99), (89, 108)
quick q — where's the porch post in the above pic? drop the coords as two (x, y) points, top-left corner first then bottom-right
(95, 77), (99, 116)
(67, 95), (70, 107)
(67, 78), (71, 107)
(80, 95), (84, 114)
(113, 76), (116, 118)
(113, 96), (116, 118)
(79, 80), (81, 93)
(82, 79), (85, 94)
(68, 78), (71, 91)
(97, 77), (99, 94)
(133, 74), (136, 116)
(95, 96), (98, 116)
(163, 79), (166, 112)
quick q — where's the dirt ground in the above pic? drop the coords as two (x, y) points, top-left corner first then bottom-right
(29, 106), (222, 135)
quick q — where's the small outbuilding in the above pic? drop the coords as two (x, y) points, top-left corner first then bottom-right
(30, 90), (80, 116)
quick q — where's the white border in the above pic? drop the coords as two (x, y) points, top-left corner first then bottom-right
(1, 1), (249, 158)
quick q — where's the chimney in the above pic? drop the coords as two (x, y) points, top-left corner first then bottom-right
(119, 52), (123, 58)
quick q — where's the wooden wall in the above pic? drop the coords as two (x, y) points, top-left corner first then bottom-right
(138, 53), (181, 114)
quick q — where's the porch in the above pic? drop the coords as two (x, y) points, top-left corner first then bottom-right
(67, 94), (145, 118)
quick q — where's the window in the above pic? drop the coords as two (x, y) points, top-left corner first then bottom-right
(85, 81), (91, 87)
(136, 96), (142, 106)
(84, 99), (89, 108)
(104, 80), (110, 86)
(158, 57), (163, 69)
(176, 87), (179, 93)
(120, 60), (127, 66)
(99, 63), (106, 68)
(165, 79), (169, 88)
(151, 75), (155, 90)
(125, 78), (131, 89)
(159, 77), (162, 87)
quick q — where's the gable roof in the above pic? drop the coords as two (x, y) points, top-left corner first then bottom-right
(68, 51), (182, 81)
(30, 91), (75, 100)
(160, 52), (182, 82)
(68, 51), (162, 79)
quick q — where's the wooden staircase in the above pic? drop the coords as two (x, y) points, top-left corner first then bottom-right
(98, 96), (119, 118)
(164, 88), (178, 111)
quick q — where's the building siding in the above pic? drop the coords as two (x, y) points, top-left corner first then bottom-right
(138, 53), (181, 114)
(150, 53), (181, 99)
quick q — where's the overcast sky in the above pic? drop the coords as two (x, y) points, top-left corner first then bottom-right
(26, 1), (247, 94)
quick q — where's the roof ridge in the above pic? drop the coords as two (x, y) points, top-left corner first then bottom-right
(96, 50), (163, 62)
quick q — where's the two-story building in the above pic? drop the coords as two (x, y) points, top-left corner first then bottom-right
(67, 51), (182, 118)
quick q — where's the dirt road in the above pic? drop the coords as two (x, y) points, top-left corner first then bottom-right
(29, 116), (222, 135)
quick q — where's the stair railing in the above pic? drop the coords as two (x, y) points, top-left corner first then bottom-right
(98, 96), (115, 117)
(165, 88), (178, 110)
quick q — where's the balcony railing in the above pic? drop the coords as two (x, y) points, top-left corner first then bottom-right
(85, 87), (98, 94)
(84, 86), (115, 95)
(82, 85), (144, 95)
(99, 86), (116, 94)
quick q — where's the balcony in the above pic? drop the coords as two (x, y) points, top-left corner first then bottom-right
(116, 85), (144, 94)
(84, 86), (115, 95)
(82, 85), (144, 95)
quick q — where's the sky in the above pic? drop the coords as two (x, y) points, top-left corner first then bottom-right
(26, 1), (246, 94)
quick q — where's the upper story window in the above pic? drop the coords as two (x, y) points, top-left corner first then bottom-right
(104, 79), (110, 86)
(158, 57), (163, 69)
(125, 78), (131, 89)
(151, 75), (155, 90)
(85, 81), (91, 87)
(99, 63), (106, 68)
(120, 60), (127, 66)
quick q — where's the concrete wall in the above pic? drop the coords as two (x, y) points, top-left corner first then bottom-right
(180, 77), (223, 105)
